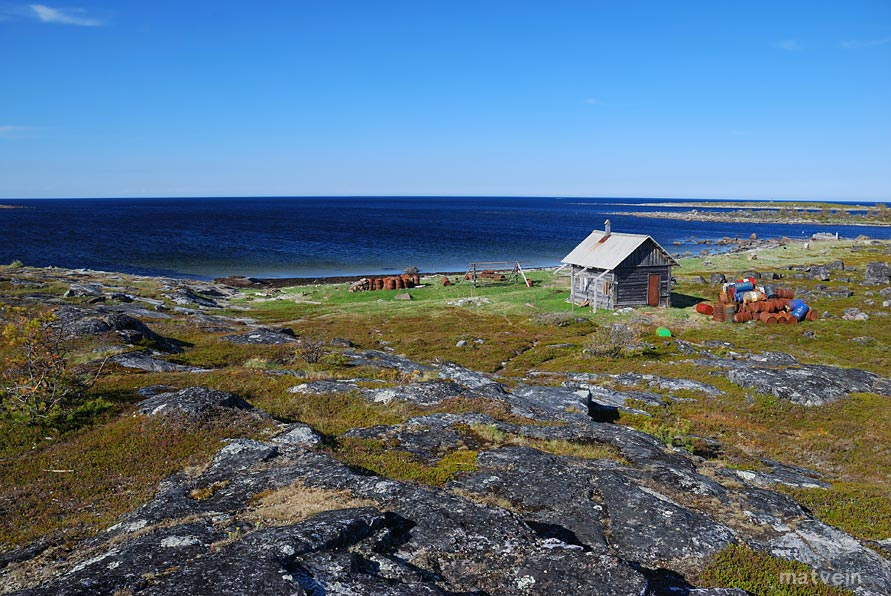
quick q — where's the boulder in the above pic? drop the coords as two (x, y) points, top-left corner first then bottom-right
(52, 306), (181, 351)
(271, 424), (323, 449)
(64, 283), (104, 298)
(709, 273), (726, 284)
(865, 262), (891, 285)
(842, 307), (869, 321)
(165, 287), (220, 308)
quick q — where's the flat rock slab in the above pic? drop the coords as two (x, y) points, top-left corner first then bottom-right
(223, 328), (297, 344)
(137, 387), (256, 418)
(361, 380), (464, 406)
(345, 350), (432, 374)
(722, 363), (878, 406)
(288, 380), (359, 395)
(731, 459), (829, 489)
(111, 352), (209, 373)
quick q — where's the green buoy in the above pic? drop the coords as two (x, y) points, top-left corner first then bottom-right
(656, 327), (672, 337)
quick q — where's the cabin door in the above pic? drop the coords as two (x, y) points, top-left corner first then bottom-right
(647, 274), (660, 307)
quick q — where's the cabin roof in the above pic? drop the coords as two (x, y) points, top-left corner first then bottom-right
(561, 230), (679, 270)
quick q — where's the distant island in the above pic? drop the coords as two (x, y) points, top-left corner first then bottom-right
(614, 200), (891, 226)
(0, 204), (23, 209)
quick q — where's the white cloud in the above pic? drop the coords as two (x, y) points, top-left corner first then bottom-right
(30, 4), (101, 26)
(0, 125), (34, 138)
(774, 39), (801, 52)
(841, 37), (891, 49)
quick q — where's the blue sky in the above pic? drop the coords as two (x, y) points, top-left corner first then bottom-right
(1, 1), (889, 200)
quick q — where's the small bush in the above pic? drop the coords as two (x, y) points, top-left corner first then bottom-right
(698, 544), (856, 595)
(784, 482), (891, 542)
(294, 338), (326, 364)
(533, 311), (577, 327)
(0, 305), (101, 425)
(7, 260), (23, 268)
(583, 323), (651, 358)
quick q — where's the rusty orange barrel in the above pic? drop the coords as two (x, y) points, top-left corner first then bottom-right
(696, 303), (714, 315)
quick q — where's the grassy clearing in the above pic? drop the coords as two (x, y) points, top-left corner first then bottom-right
(332, 437), (477, 486)
(245, 481), (376, 526)
(466, 423), (626, 462)
(783, 482), (891, 542)
(697, 545), (856, 596)
(0, 412), (270, 549)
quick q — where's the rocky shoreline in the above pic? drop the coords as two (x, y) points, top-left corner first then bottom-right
(613, 210), (891, 227)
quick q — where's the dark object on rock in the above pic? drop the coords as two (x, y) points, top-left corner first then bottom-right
(223, 328), (298, 345)
(865, 262), (891, 285)
(138, 387), (255, 418)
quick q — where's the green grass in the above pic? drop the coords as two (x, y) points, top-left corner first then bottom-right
(698, 545), (857, 596)
(784, 482), (891, 542)
(3, 240), (891, 558)
(0, 412), (271, 548)
(332, 437), (477, 486)
(466, 423), (626, 461)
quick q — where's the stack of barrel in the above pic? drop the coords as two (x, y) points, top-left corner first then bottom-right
(365, 273), (421, 291)
(697, 278), (819, 324)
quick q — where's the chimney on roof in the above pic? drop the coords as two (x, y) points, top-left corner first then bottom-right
(604, 219), (611, 237)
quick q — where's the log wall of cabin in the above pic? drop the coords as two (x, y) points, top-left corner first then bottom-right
(613, 265), (672, 307)
(570, 267), (615, 308)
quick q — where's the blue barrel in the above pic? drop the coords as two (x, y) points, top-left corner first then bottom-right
(788, 299), (806, 310)
(735, 280), (754, 292)
(791, 303), (809, 321)
(763, 284), (777, 299)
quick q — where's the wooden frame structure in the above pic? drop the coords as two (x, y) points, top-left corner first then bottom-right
(462, 261), (530, 287)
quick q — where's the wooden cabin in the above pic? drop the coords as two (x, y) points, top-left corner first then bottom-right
(562, 220), (678, 309)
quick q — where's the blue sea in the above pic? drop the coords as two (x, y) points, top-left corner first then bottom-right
(1, 197), (889, 279)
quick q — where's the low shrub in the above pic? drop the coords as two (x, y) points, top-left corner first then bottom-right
(0, 304), (104, 425)
(583, 322), (652, 358)
(698, 544), (856, 595)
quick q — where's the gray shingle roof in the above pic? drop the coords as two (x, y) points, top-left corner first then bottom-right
(562, 230), (678, 270)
